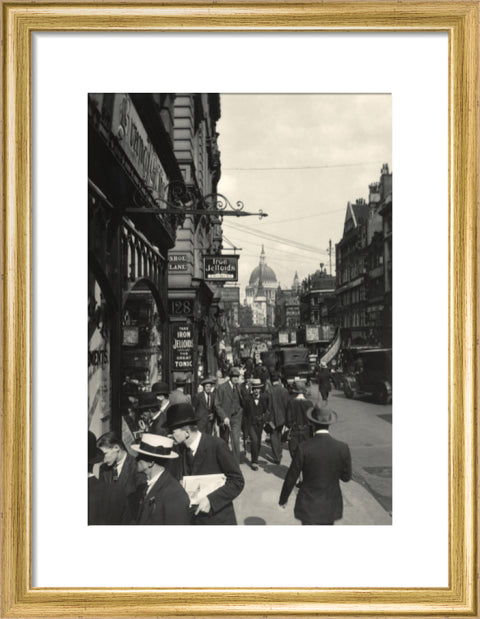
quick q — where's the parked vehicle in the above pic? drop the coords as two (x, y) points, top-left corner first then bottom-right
(278, 347), (312, 385)
(342, 348), (392, 404)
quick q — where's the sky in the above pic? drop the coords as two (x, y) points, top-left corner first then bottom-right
(216, 94), (392, 297)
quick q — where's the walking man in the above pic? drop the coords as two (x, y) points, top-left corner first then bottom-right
(267, 372), (290, 464)
(169, 375), (192, 406)
(317, 361), (332, 404)
(279, 406), (352, 525)
(214, 367), (243, 462)
(167, 403), (245, 525)
(192, 377), (216, 434)
(242, 378), (270, 470)
(132, 433), (191, 525)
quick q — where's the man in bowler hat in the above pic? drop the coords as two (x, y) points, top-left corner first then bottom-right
(132, 433), (191, 525)
(279, 406), (352, 525)
(167, 402), (244, 525)
(242, 378), (270, 470)
(214, 367), (243, 461)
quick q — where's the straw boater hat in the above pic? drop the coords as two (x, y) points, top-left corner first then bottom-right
(131, 433), (179, 459)
(167, 403), (199, 430)
(250, 378), (264, 390)
(306, 405), (338, 426)
(201, 376), (216, 386)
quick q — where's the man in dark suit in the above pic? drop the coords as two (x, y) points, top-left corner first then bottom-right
(214, 367), (243, 462)
(192, 377), (216, 434)
(88, 431), (130, 525)
(279, 406), (352, 525)
(167, 403), (245, 525)
(150, 381), (170, 436)
(97, 431), (147, 521)
(242, 378), (270, 470)
(131, 433), (191, 525)
(267, 372), (290, 464)
(317, 361), (332, 404)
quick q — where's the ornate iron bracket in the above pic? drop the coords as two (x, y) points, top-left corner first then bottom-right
(126, 182), (268, 219)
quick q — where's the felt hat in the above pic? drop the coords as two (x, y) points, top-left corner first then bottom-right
(137, 391), (161, 410)
(201, 376), (216, 386)
(290, 380), (307, 394)
(151, 381), (169, 395)
(306, 405), (338, 425)
(88, 431), (104, 465)
(166, 403), (199, 430)
(175, 375), (188, 385)
(229, 367), (241, 377)
(131, 433), (179, 459)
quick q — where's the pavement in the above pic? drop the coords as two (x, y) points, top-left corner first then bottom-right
(233, 439), (392, 526)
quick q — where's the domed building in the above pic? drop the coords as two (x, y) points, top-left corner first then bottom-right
(245, 246), (278, 326)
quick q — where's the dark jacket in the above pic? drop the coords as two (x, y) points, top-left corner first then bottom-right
(88, 476), (130, 525)
(192, 391), (215, 433)
(99, 452), (146, 521)
(149, 407), (169, 436)
(242, 392), (270, 427)
(279, 433), (352, 524)
(179, 433), (245, 525)
(317, 368), (332, 395)
(269, 382), (290, 428)
(214, 380), (243, 422)
(136, 469), (191, 525)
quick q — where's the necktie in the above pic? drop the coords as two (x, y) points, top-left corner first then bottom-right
(112, 464), (119, 482)
(186, 448), (194, 475)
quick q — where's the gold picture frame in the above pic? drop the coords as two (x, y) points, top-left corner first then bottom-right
(2, 1), (478, 616)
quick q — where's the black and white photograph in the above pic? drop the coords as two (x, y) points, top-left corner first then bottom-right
(88, 93), (392, 526)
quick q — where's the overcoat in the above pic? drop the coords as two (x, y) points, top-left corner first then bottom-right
(269, 383), (290, 428)
(88, 476), (130, 525)
(179, 433), (245, 525)
(279, 433), (352, 524)
(136, 469), (191, 525)
(149, 408), (169, 436)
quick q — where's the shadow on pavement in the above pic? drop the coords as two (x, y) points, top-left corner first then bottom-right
(244, 516), (266, 525)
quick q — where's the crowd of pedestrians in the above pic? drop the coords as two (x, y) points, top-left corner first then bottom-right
(88, 359), (352, 526)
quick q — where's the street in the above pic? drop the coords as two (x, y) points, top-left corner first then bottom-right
(233, 384), (392, 525)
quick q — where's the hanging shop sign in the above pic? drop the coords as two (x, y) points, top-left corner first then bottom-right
(204, 255), (239, 281)
(306, 325), (320, 343)
(172, 323), (194, 371)
(220, 286), (240, 303)
(168, 253), (189, 272)
(169, 298), (194, 316)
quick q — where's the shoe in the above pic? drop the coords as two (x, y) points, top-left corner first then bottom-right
(251, 463), (259, 471)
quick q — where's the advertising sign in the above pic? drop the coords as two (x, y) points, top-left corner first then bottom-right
(220, 286), (240, 303)
(278, 331), (289, 345)
(172, 323), (194, 371)
(204, 255), (239, 281)
(111, 94), (168, 197)
(306, 325), (320, 342)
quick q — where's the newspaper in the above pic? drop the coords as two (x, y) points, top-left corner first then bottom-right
(181, 474), (226, 506)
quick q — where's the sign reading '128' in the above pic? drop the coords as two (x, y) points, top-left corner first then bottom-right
(204, 255), (239, 281)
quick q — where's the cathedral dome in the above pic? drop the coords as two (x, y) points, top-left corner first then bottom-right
(248, 246), (277, 287)
(249, 264), (277, 285)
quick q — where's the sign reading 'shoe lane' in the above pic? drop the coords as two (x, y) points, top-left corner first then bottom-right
(204, 255), (239, 281)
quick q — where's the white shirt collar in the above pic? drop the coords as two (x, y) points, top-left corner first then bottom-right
(146, 469), (164, 494)
(116, 451), (127, 475)
(188, 432), (202, 456)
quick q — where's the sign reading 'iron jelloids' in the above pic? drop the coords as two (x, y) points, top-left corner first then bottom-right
(172, 323), (194, 371)
(204, 255), (239, 281)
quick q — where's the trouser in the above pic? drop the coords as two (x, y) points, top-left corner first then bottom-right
(221, 411), (243, 462)
(270, 425), (283, 463)
(247, 420), (263, 464)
